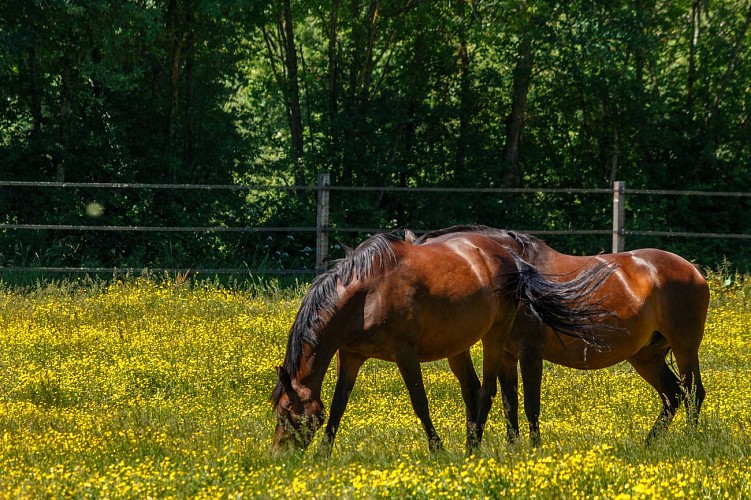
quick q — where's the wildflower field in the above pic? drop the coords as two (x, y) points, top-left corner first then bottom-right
(0, 272), (749, 498)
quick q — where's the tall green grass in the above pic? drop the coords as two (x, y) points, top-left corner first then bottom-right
(0, 271), (749, 498)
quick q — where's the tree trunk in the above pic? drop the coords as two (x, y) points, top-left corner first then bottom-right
(342, 0), (379, 185)
(609, 113), (620, 185)
(359, 0), (379, 104)
(502, 33), (533, 188)
(184, 50), (194, 169)
(455, 0), (471, 181)
(261, 3), (305, 185)
(327, 0), (340, 174)
(58, 64), (73, 183)
(282, 0), (305, 184)
(166, 0), (197, 180)
(634, 0), (646, 94)
(687, 0), (701, 115)
(167, 0), (183, 154)
(25, 0), (42, 170)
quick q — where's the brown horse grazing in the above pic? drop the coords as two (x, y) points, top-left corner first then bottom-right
(271, 231), (617, 454)
(416, 225), (708, 447)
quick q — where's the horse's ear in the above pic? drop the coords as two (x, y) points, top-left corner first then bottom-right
(404, 229), (416, 243)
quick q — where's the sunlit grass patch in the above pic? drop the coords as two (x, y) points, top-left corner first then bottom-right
(0, 274), (750, 497)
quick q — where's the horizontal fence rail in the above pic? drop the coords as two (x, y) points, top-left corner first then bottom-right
(0, 224), (319, 233)
(1, 177), (750, 276)
(4, 180), (751, 196)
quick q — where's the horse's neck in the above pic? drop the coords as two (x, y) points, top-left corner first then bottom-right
(295, 339), (338, 399)
(296, 286), (363, 395)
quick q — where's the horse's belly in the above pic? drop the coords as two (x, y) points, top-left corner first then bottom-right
(355, 300), (501, 362)
(543, 332), (647, 370)
(345, 326), (482, 363)
(414, 328), (481, 362)
(415, 301), (511, 361)
(410, 323), (488, 362)
(544, 345), (623, 370)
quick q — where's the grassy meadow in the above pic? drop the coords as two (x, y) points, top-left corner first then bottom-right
(0, 271), (750, 498)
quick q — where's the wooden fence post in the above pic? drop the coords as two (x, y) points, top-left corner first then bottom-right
(612, 180), (626, 253)
(316, 172), (331, 274)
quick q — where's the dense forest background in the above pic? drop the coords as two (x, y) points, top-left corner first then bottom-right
(1, 0), (750, 273)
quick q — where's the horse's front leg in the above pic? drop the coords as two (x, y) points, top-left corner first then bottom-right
(448, 351), (481, 452)
(318, 349), (366, 456)
(394, 346), (443, 452)
(498, 353), (520, 444)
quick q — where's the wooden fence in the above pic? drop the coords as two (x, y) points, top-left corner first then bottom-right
(1, 177), (750, 276)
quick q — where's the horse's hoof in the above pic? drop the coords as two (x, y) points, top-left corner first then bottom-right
(429, 438), (445, 454)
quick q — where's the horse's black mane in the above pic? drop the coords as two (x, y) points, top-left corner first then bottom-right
(415, 224), (543, 256)
(271, 232), (401, 406)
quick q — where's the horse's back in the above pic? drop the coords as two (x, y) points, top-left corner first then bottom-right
(353, 234), (517, 362)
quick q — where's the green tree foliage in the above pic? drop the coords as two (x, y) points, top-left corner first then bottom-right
(1, 0), (750, 271)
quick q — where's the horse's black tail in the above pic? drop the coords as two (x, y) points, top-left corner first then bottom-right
(508, 254), (618, 350)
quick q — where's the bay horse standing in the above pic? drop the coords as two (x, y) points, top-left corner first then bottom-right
(271, 230), (616, 454)
(417, 226), (708, 446)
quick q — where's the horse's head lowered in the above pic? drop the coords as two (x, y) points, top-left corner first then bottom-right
(272, 366), (325, 452)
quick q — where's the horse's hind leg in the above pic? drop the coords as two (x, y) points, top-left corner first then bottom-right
(662, 281), (707, 429)
(498, 354), (520, 444)
(672, 349), (705, 428)
(448, 351), (481, 451)
(472, 341), (505, 451)
(519, 346), (544, 448)
(628, 344), (683, 444)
